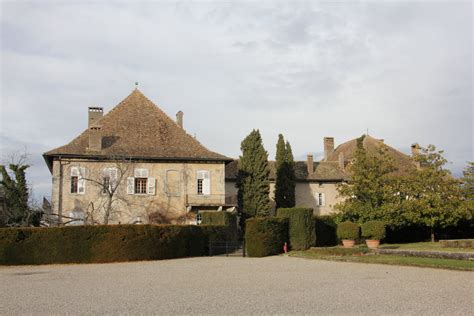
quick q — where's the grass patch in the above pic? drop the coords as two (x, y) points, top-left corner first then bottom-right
(380, 242), (474, 253)
(290, 247), (474, 271)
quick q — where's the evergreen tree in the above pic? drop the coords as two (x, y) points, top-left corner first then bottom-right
(0, 163), (40, 226)
(274, 134), (295, 209)
(236, 130), (271, 221)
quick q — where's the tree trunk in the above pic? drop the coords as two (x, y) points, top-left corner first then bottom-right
(430, 228), (435, 242)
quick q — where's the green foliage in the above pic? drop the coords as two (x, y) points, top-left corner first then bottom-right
(460, 162), (474, 220)
(335, 135), (405, 226)
(361, 220), (386, 240)
(336, 221), (360, 240)
(274, 135), (296, 209)
(0, 163), (40, 227)
(0, 224), (231, 265)
(200, 211), (238, 242)
(276, 207), (315, 250)
(245, 217), (288, 257)
(403, 145), (469, 241)
(314, 216), (338, 246)
(237, 129), (271, 218)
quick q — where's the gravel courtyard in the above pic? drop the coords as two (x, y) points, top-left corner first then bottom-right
(1, 256), (472, 315)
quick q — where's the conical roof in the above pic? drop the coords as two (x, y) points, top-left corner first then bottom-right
(44, 89), (231, 169)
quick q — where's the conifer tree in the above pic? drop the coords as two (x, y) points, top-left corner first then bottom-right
(274, 134), (295, 209)
(236, 130), (271, 221)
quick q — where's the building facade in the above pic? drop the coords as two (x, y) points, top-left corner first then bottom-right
(43, 90), (233, 225)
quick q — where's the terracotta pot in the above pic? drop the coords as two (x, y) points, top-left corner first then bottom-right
(342, 239), (355, 248)
(366, 239), (380, 249)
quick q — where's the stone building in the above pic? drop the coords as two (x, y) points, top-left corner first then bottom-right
(43, 89), (233, 225)
(225, 135), (417, 216)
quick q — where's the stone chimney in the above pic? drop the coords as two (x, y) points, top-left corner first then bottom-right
(88, 126), (102, 151)
(338, 152), (345, 170)
(176, 111), (183, 129)
(324, 137), (335, 160)
(307, 155), (314, 175)
(88, 107), (103, 127)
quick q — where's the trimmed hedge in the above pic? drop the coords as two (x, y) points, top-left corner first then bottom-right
(0, 224), (231, 265)
(361, 221), (386, 240)
(337, 221), (360, 240)
(314, 216), (338, 246)
(200, 211), (238, 242)
(277, 207), (315, 250)
(245, 217), (288, 257)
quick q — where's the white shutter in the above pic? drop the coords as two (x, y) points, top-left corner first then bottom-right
(203, 171), (210, 196)
(315, 192), (320, 206)
(70, 166), (79, 176)
(321, 193), (326, 206)
(147, 178), (156, 195)
(134, 168), (148, 178)
(127, 177), (135, 194)
(77, 167), (86, 194)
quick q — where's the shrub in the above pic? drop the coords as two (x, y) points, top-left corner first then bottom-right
(336, 221), (359, 240)
(314, 216), (338, 246)
(0, 224), (229, 265)
(361, 221), (386, 240)
(276, 207), (315, 250)
(245, 217), (288, 257)
(200, 211), (238, 242)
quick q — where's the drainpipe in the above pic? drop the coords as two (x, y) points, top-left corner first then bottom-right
(58, 157), (63, 226)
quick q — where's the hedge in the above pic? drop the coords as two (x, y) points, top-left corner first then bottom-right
(314, 216), (338, 246)
(245, 217), (288, 257)
(0, 224), (231, 265)
(336, 222), (360, 240)
(200, 211), (238, 242)
(277, 207), (315, 250)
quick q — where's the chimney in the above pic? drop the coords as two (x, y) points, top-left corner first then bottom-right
(338, 152), (345, 170)
(88, 126), (102, 151)
(411, 143), (420, 157)
(176, 111), (183, 129)
(88, 107), (103, 127)
(323, 137), (335, 160)
(307, 155), (314, 175)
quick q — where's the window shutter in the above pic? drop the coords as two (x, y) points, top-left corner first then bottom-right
(70, 166), (79, 176)
(127, 177), (135, 194)
(78, 178), (86, 194)
(321, 193), (326, 206)
(203, 172), (211, 195)
(147, 178), (156, 195)
(315, 192), (320, 206)
(134, 168), (148, 178)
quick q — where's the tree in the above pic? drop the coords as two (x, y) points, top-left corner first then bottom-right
(0, 156), (41, 227)
(403, 145), (468, 242)
(460, 162), (474, 200)
(274, 134), (296, 209)
(335, 135), (401, 225)
(236, 129), (271, 221)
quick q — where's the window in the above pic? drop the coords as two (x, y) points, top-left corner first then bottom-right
(102, 177), (110, 194)
(197, 170), (210, 196)
(71, 176), (79, 193)
(70, 166), (86, 194)
(196, 213), (202, 225)
(316, 192), (326, 206)
(135, 178), (147, 194)
(102, 167), (118, 194)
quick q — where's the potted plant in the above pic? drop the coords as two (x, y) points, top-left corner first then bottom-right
(336, 221), (360, 248)
(361, 221), (386, 249)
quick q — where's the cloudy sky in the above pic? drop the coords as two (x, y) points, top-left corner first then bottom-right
(1, 0), (472, 201)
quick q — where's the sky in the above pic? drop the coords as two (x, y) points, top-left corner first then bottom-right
(1, 0), (472, 201)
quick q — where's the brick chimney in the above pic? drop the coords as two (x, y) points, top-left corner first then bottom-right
(88, 107), (103, 127)
(307, 155), (314, 175)
(338, 152), (345, 170)
(324, 137), (334, 160)
(176, 111), (183, 129)
(88, 126), (102, 151)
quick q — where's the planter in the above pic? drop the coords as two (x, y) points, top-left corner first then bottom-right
(342, 239), (355, 248)
(365, 239), (380, 249)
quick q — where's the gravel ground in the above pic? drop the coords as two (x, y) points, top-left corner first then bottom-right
(1, 256), (473, 315)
